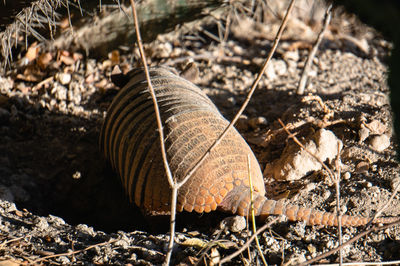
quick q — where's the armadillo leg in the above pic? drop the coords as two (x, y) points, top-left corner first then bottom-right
(218, 186), (397, 227)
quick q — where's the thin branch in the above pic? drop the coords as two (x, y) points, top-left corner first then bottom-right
(318, 260), (400, 266)
(296, 3), (332, 95)
(128, 1), (176, 265)
(176, 0), (297, 191)
(366, 180), (400, 228)
(32, 239), (117, 264)
(219, 217), (280, 265)
(298, 219), (400, 266)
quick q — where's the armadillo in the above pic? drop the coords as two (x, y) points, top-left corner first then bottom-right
(100, 67), (397, 227)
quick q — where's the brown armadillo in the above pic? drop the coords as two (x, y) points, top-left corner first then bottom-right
(100, 67), (397, 227)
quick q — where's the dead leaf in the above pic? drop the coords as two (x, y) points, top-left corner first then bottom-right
(0, 260), (22, 266)
(209, 247), (220, 266)
(37, 52), (53, 69)
(16, 65), (44, 82)
(109, 50), (120, 65)
(60, 55), (75, 65)
(73, 52), (83, 61)
(181, 238), (208, 249)
(95, 78), (109, 89)
(25, 42), (40, 62)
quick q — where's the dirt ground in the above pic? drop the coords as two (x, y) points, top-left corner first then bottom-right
(0, 1), (399, 265)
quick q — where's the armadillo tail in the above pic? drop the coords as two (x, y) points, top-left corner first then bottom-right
(218, 186), (398, 227)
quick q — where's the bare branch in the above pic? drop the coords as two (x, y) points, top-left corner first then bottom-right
(128, 1), (176, 265)
(297, 3), (332, 95)
(219, 217), (280, 265)
(299, 219), (400, 266)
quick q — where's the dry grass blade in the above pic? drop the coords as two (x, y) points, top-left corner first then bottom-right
(334, 141), (343, 265)
(248, 154), (267, 266)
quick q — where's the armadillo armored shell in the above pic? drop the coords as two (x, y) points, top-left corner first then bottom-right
(100, 67), (265, 215)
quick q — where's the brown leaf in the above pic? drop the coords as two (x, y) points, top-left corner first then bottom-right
(0, 260), (22, 266)
(60, 54), (75, 65)
(25, 42), (40, 62)
(109, 50), (120, 65)
(37, 52), (53, 69)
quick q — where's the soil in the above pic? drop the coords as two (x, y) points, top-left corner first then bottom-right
(0, 1), (399, 265)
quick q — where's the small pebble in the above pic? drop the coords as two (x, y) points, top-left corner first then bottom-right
(248, 116), (268, 129)
(221, 216), (246, 232)
(56, 72), (72, 85)
(369, 134), (390, 152)
(358, 127), (370, 143)
(343, 172), (351, 180)
(365, 182), (373, 188)
(391, 176), (400, 191)
(356, 161), (369, 173)
(322, 190), (331, 200)
(265, 62), (276, 80)
(235, 115), (249, 131)
(274, 60), (287, 76)
(34, 217), (49, 231)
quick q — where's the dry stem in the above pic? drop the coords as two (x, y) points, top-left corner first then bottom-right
(219, 217), (280, 265)
(128, 1), (176, 265)
(296, 3), (332, 95)
(32, 239), (117, 264)
(299, 219), (400, 266)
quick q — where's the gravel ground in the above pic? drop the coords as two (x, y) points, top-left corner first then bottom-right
(0, 2), (399, 265)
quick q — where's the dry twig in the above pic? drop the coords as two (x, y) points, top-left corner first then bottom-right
(129, 0), (296, 263)
(299, 219), (400, 266)
(297, 3), (332, 95)
(278, 120), (400, 266)
(32, 239), (117, 264)
(219, 217), (280, 265)
(128, 1), (176, 265)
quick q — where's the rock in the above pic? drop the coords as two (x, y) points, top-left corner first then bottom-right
(264, 129), (342, 181)
(274, 60), (287, 75)
(235, 115), (249, 131)
(248, 116), (268, 129)
(55, 72), (72, 85)
(358, 127), (370, 143)
(265, 62), (277, 81)
(369, 134), (390, 152)
(391, 176), (400, 191)
(343, 172), (351, 180)
(221, 216), (246, 232)
(366, 120), (387, 135)
(356, 161), (369, 173)
(34, 217), (49, 231)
